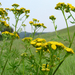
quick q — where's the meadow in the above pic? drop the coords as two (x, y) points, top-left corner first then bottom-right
(0, 2), (75, 75)
(0, 25), (75, 75)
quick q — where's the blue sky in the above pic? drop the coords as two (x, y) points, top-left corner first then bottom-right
(0, 0), (75, 32)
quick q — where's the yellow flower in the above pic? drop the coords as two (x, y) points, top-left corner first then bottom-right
(22, 37), (32, 42)
(55, 2), (66, 10)
(51, 44), (56, 50)
(29, 21), (34, 24)
(26, 14), (29, 18)
(41, 64), (50, 71)
(5, 8), (10, 10)
(36, 47), (42, 51)
(30, 41), (36, 45)
(41, 68), (45, 71)
(20, 7), (26, 10)
(36, 50), (38, 53)
(37, 38), (46, 42)
(25, 9), (30, 13)
(0, 9), (4, 15)
(9, 33), (14, 36)
(65, 47), (74, 54)
(2, 31), (9, 34)
(36, 43), (42, 46)
(12, 3), (19, 7)
(45, 68), (50, 71)
(4, 23), (9, 27)
(49, 15), (56, 20)
(33, 18), (37, 21)
(10, 8), (14, 11)
(43, 25), (47, 28)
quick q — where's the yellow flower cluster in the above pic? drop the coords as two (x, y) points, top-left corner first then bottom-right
(12, 3), (19, 7)
(55, 2), (66, 10)
(5, 8), (10, 11)
(22, 37), (33, 43)
(49, 15), (56, 20)
(41, 64), (50, 71)
(0, 8), (8, 17)
(30, 38), (74, 54)
(55, 2), (75, 12)
(0, 20), (9, 27)
(2, 31), (20, 39)
(65, 47), (74, 54)
(29, 19), (47, 28)
(10, 7), (30, 16)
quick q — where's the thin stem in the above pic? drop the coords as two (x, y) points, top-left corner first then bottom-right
(53, 20), (57, 36)
(1, 59), (8, 75)
(69, 32), (75, 48)
(62, 10), (71, 44)
(52, 60), (64, 75)
(69, 11), (75, 21)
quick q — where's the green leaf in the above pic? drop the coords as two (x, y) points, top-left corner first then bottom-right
(70, 21), (75, 24)
(67, 15), (71, 20)
(57, 35), (62, 39)
(12, 24), (15, 26)
(55, 25), (57, 30)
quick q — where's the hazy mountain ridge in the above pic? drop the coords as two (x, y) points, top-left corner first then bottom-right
(18, 32), (47, 38)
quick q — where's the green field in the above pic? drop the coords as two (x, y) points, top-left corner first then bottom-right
(0, 25), (75, 75)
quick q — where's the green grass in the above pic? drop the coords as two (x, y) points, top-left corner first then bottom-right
(0, 25), (75, 75)
(14, 25), (75, 75)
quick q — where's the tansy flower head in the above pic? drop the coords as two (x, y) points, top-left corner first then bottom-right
(49, 15), (56, 20)
(12, 3), (19, 8)
(20, 7), (26, 11)
(25, 9), (30, 13)
(36, 47), (42, 51)
(65, 47), (74, 54)
(29, 21), (34, 24)
(5, 8), (10, 11)
(51, 44), (57, 50)
(22, 37), (32, 43)
(55, 2), (66, 10)
(33, 18), (37, 21)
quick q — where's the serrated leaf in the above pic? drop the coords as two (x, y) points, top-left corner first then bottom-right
(67, 15), (71, 20)
(70, 21), (75, 24)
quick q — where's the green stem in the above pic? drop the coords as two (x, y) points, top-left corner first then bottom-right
(69, 32), (75, 48)
(52, 60), (64, 75)
(62, 10), (71, 43)
(69, 11), (75, 21)
(39, 51), (42, 65)
(15, 15), (19, 32)
(1, 59), (8, 75)
(53, 20), (57, 36)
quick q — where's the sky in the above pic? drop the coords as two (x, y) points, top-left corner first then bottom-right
(0, 0), (75, 32)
